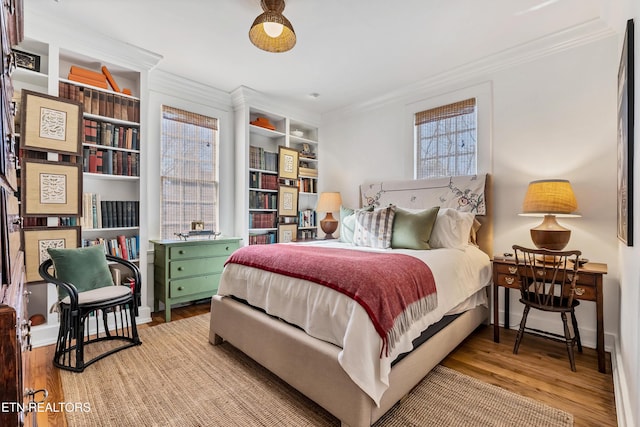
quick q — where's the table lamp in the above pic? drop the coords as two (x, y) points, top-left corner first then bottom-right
(316, 192), (342, 239)
(520, 179), (580, 250)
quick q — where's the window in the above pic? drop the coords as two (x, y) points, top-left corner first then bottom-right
(414, 98), (477, 179)
(160, 106), (219, 239)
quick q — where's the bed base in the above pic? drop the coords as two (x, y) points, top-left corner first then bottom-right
(209, 294), (489, 427)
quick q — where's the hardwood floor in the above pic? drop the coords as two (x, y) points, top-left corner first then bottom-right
(30, 302), (617, 426)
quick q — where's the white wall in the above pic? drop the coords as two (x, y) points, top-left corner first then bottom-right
(144, 71), (235, 308)
(321, 32), (620, 363)
(603, 1), (640, 425)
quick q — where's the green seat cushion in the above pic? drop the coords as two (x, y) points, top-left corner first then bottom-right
(48, 245), (114, 299)
(391, 206), (440, 250)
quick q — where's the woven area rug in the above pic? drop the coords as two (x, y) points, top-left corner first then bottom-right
(60, 314), (573, 426)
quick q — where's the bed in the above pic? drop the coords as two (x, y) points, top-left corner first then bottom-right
(209, 174), (493, 427)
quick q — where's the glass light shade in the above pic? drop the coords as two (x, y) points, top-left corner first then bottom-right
(263, 22), (284, 38)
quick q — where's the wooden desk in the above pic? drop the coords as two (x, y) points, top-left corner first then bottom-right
(492, 256), (608, 373)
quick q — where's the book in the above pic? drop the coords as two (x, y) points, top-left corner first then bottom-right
(67, 73), (109, 89)
(70, 65), (107, 82)
(101, 65), (121, 92)
(116, 235), (128, 259)
(82, 87), (92, 113)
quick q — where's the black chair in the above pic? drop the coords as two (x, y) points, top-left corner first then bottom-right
(512, 245), (582, 371)
(39, 252), (142, 372)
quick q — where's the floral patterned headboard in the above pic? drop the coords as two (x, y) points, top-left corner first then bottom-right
(360, 175), (487, 215)
(359, 174), (492, 255)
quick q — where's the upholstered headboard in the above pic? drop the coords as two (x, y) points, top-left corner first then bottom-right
(359, 174), (493, 256)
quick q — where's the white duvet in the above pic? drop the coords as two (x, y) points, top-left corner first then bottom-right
(217, 241), (492, 406)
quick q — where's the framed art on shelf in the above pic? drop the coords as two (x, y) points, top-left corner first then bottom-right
(20, 90), (83, 156)
(23, 226), (81, 283)
(617, 19), (634, 246)
(278, 146), (299, 180)
(278, 223), (297, 243)
(22, 159), (82, 216)
(278, 185), (298, 217)
(13, 49), (41, 72)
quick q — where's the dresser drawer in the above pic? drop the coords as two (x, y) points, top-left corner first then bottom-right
(494, 262), (520, 276)
(496, 273), (519, 289)
(169, 242), (239, 260)
(169, 256), (227, 279)
(169, 274), (222, 298)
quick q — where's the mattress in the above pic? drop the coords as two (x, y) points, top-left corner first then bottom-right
(216, 241), (492, 405)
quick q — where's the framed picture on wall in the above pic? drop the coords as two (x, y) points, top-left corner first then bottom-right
(617, 19), (634, 246)
(278, 185), (298, 217)
(278, 146), (298, 180)
(23, 226), (81, 283)
(20, 90), (83, 156)
(22, 159), (82, 216)
(278, 223), (297, 243)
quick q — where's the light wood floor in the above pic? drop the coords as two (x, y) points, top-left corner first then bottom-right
(30, 302), (617, 427)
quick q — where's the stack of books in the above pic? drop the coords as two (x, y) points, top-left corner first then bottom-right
(67, 65), (108, 89)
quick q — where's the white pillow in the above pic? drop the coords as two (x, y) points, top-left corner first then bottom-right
(429, 208), (476, 250)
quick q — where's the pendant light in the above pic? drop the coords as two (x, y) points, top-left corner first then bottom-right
(249, 0), (296, 53)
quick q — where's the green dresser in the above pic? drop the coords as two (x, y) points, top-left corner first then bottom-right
(152, 237), (241, 322)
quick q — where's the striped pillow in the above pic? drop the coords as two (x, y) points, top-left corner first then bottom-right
(353, 206), (396, 249)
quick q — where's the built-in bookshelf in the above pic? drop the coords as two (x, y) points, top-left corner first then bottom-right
(233, 88), (320, 245)
(10, 32), (160, 347)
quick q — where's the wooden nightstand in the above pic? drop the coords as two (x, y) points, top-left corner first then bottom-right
(492, 256), (608, 373)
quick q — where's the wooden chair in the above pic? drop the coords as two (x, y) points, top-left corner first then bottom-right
(511, 245), (582, 371)
(39, 247), (141, 372)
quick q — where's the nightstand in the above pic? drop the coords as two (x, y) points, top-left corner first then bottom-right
(492, 256), (608, 373)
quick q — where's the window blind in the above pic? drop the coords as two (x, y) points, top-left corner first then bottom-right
(160, 106), (219, 239)
(415, 98), (477, 179)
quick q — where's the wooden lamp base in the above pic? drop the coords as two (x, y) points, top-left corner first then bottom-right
(530, 214), (571, 250)
(320, 212), (338, 239)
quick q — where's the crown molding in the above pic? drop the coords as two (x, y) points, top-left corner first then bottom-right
(323, 18), (616, 123)
(24, 7), (162, 71)
(231, 86), (321, 126)
(149, 70), (232, 111)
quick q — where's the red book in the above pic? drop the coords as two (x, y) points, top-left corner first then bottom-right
(116, 235), (128, 260)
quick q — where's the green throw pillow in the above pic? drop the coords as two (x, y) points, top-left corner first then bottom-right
(391, 206), (440, 250)
(48, 245), (114, 299)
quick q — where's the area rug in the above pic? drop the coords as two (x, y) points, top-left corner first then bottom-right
(60, 314), (573, 426)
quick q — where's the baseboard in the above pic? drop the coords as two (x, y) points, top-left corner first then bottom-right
(31, 305), (151, 348)
(612, 336), (635, 427)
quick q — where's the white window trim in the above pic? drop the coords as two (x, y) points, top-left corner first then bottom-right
(407, 81), (493, 178)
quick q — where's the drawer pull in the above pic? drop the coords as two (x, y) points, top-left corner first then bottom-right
(226, 246), (229, 251)
(177, 286), (184, 291)
(536, 269), (544, 277)
(504, 277), (515, 285)
(179, 250), (185, 255)
(575, 287), (585, 296)
(177, 267), (183, 271)
(508, 266), (517, 274)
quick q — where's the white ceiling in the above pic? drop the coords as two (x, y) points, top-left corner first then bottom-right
(26, 0), (609, 114)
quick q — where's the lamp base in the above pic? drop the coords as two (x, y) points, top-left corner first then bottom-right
(320, 213), (338, 239)
(530, 215), (571, 250)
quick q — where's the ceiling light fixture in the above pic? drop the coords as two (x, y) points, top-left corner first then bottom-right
(249, 0), (296, 53)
